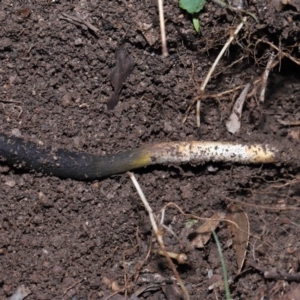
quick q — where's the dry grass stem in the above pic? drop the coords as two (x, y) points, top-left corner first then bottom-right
(60, 12), (99, 36)
(225, 196), (300, 211)
(259, 52), (276, 103)
(158, 0), (168, 56)
(128, 172), (190, 300)
(61, 279), (84, 297)
(261, 40), (300, 66)
(195, 17), (247, 126)
(277, 119), (300, 126)
(182, 17), (247, 126)
(248, 260), (300, 282)
(199, 17), (247, 92)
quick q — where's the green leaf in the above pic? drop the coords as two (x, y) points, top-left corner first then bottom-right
(193, 17), (200, 32)
(179, 0), (206, 14)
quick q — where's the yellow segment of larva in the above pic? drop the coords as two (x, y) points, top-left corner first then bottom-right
(130, 149), (153, 169)
(244, 145), (276, 163)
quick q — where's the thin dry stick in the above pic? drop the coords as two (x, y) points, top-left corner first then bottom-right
(0, 99), (22, 104)
(213, 54), (245, 78)
(134, 237), (153, 282)
(122, 252), (128, 300)
(263, 177), (300, 190)
(224, 196), (300, 211)
(247, 60), (278, 100)
(206, 86), (243, 99)
(60, 12), (99, 36)
(183, 25), (246, 125)
(183, 17), (247, 126)
(61, 279), (84, 297)
(261, 40), (300, 66)
(158, 0), (168, 56)
(128, 172), (190, 300)
(277, 119), (300, 126)
(161, 202), (256, 242)
(259, 52), (275, 103)
(248, 260), (300, 282)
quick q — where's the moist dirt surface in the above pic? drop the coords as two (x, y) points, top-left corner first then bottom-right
(1, 1), (300, 299)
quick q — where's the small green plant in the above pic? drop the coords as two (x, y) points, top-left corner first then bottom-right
(212, 230), (231, 300)
(179, 0), (206, 32)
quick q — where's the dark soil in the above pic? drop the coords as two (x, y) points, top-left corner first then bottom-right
(1, 1), (300, 299)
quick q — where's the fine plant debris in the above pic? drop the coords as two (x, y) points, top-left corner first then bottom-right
(226, 82), (251, 134)
(190, 212), (225, 248)
(59, 12), (99, 36)
(226, 204), (249, 274)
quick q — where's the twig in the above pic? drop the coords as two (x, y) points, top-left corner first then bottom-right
(61, 279), (84, 297)
(196, 16), (247, 127)
(0, 99), (22, 104)
(259, 52), (275, 103)
(277, 119), (300, 126)
(248, 260), (300, 282)
(247, 58), (278, 100)
(213, 55), (245, 78)
(260, 40), (300, 66)
(60, 12), (99, 37)
(157, 0), (168, 56)
(160, 210), (185, 247)
(183, 77), (245, 123)
(263, 176), (300, 190)
(205, 86), (243, 99)
(183, 17), (247, 126)
(224, 196), (300, 211)
(134, 236), (153, 282)
(128, 172), (190, 300)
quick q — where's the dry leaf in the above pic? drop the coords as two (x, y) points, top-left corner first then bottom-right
(226, 83), (251, 134)
(108, 47), (134, 110)
(226, 204), (249, 274)
(191, 212), (225, 248)
(138, 22), (159, 46)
